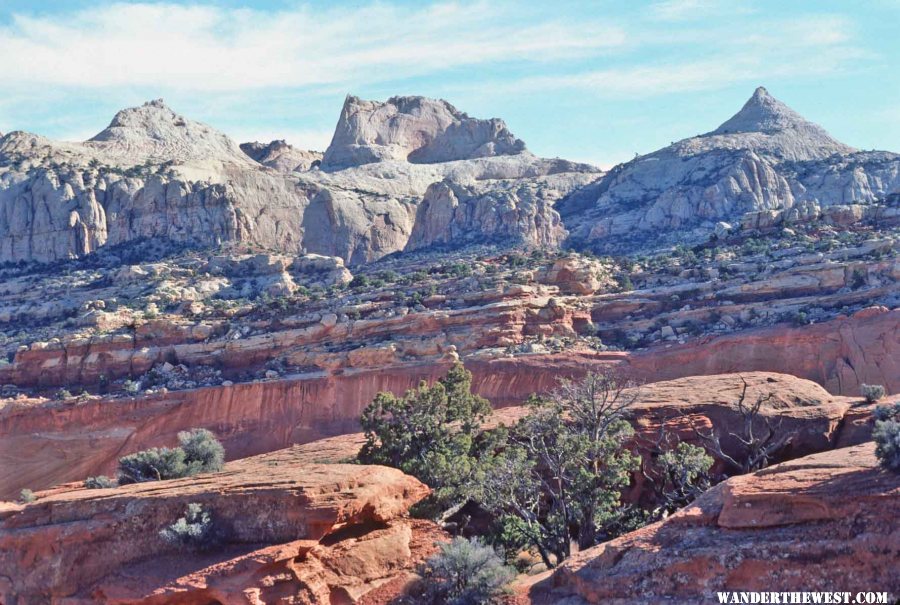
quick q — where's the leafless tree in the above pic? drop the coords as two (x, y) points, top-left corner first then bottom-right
(688, 375), (794, 475)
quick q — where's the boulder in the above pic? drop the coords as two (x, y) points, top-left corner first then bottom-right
(536, 256), (610, 295)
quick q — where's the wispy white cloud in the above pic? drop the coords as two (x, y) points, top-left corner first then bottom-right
(0, 2), (627, 92)
(648, 0), (754, 22)
(494, 15), (866, 98)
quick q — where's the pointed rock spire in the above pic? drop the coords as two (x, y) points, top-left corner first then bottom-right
(714, 86), (814, 135)
(703, 86), (855, 160)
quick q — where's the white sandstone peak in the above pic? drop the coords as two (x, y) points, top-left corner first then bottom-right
(86, 99), (251, 167)
(322, 94), (527, 169)
(714, 86), (822, 135)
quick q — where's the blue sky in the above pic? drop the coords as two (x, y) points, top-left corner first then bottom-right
(0, 0), (897, 168)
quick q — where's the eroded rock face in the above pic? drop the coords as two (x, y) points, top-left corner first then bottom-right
(0, 367), (865, 500)
(0, 98), (594, 265)
(565, 87), (900, 251)
(406, 178), (571, 252)
(240, 139), (323, 173)
(321, 95), (526, 169)
(535, 255), (612, 295)
(532, 443), (900, 604)
(0, 458), (431, 603)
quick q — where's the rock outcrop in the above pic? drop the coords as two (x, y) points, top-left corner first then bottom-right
(86, 99), (254, 167)
(0, 97), (593, 265)
(0, 457), (433, 603)
(564, 87), (900, 251)
(406, 178), (570, 252)
(531, 443), (900, 603)
(535, 255), (612, 295)
(321, 95), (526, 169)
(240, 139), (323, 173)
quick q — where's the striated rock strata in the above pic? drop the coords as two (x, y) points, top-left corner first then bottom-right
(0, 456), (434, 604)
(0, 369), (876, 499)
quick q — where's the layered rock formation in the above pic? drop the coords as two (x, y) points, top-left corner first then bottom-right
(0, 456), (434, 603)
(321, 95), (526, 169)
(531, 443), (900, 603)
(0, 366), (879, 500)
(564, 87), (900, 250)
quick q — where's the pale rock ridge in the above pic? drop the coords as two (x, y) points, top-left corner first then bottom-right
(86, 98), (253, 167)
(0, 97), (595, 264)
(322, 94), (527, 169)
(564, 86), (900, 250)
(240, 139), (323, 173)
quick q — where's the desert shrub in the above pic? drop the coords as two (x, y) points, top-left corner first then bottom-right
(646, 441), (714, 518)
(84, 475), (117, 489)
(873, 402), (900, 422)
(159, 503), (218, 550)
(118, 429), (225, 484)
(123, 379), (141, 394)
(873, 418), (900, 472)
(118, 447), (189, 483)
(445, 263), (473, 278)
(861, 384), (886, 403)
(348, 274), (370, 289)
(18, 489), (36, 503)
(178, 428), (225, 475)
(615, 273), (634, 292)
(418, 537), (514, 605)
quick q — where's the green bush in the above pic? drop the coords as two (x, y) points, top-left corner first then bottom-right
(349, 274), (370, 289)
(418, 537), (514, 605)
(159, 503), (218, 550)
(84, 475), (117, 489)
(873, 418), (900, 472)
(473, 372), (640, 566)
(178, 428), (225, 475)
(359, 363), (490, 501)
(118, 447), (189, 483)
(650, 441), (713, 517)
(118, 429), (225, 484)
(18, 488), (36, 503)
(873, 402), (900, 422)
(861, 384), (886, 403)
